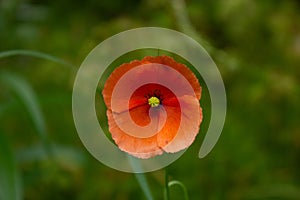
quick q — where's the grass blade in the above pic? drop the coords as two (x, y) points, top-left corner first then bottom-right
(0, 49), (75, 68)
(0, 72), (52, 156)
(134, 173), (153, 200)
(0, 132), (22, 200)
(128, 155), (154, 200)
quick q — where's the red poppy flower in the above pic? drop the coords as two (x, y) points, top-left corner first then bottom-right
(102, 55), (202, 159)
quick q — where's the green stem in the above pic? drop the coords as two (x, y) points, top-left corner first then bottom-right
(164, 168), (170, 200)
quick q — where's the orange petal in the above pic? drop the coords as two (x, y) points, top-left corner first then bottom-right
(161, 95), (202, 152)
(156, 105), (181, 148)
(142, 56), (201, 100)
(107, 109), (163, 159)
(102, 60), (143, 110)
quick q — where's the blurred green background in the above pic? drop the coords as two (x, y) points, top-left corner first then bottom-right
(1, 0), (300, 199)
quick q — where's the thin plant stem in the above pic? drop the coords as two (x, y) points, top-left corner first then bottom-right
(164, 168), (170, 200)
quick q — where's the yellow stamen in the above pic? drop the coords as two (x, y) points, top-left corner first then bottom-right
(148, 96), (160, 107)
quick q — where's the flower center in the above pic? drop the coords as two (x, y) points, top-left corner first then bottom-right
(148, 96), (160, 107)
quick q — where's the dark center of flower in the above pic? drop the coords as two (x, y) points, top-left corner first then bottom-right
(148, 96), (160, 107)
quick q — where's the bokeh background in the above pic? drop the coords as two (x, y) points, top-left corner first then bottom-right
(1, 0), (300, 199)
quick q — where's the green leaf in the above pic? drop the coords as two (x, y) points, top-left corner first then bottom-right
(0, 72), (52, 156)
(0, 132), (22, 200)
